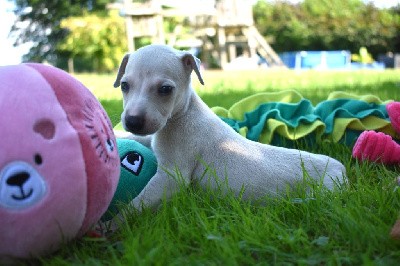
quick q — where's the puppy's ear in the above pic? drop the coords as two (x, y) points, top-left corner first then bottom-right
(113, 53), (130, 88)
(181, 53), (205, 85)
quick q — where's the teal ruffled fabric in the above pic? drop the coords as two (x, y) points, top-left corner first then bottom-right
(213, 91), (395, 147)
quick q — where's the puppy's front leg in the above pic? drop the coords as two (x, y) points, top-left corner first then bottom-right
(130, 169), (185, 211)
(109, 169), (184, 229)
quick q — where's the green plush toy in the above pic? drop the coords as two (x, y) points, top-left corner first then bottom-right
(101, 138), (157, 221)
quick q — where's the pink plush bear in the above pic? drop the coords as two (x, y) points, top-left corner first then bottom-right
(352, 102), (400, 165)
(0, 64), (120, 261)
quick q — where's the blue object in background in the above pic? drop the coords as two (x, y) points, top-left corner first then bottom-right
(279, 50), (366, 70)
(350, 62), (385, 70)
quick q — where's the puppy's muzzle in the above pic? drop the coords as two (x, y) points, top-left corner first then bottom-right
(125, 115), (145, 133)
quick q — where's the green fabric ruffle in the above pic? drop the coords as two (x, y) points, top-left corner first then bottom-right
(212, 90), (395, 146)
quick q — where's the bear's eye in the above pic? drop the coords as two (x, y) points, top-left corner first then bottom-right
(121, 82), (129, 93)
(34, 154), (43, 165)
(106, 138), (115, 153)
(158, 85), (174, 95)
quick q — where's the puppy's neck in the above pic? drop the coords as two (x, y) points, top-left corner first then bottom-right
(159, 90), (202, 133)
(169, 87), (195, 121)
(153, 89), (215, 150)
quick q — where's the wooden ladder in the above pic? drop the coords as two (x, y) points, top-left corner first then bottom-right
(242, 26), (286, 67)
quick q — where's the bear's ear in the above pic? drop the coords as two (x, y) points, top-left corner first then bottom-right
(34, 119), (55, 140)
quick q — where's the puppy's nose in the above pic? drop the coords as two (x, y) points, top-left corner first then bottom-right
(125, 115), (145, 132)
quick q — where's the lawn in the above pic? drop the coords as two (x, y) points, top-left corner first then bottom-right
(40, 69), (400, 265)
(78, 69), (400, 126)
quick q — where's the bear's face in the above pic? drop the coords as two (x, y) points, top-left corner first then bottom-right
(0, 159), (47, 210)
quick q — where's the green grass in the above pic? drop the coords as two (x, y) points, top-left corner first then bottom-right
(38, 69), (400, 265)
(78, 69), (400, 125)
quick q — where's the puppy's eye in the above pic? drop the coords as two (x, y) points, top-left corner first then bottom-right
(121, 82), (129, 92)
(158, 85), (173, 95)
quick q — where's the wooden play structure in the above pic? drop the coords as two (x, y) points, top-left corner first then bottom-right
(118, 0), (285, 69)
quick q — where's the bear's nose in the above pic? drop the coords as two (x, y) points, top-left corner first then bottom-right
(6, 172), (30, 187)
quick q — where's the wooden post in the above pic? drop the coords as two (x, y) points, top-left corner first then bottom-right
(228, 32), (236, 62)
(218, 26), (227, 69)
(124, 0), (135, 51)
(125, 16), (135, 51)
(155, 13), (165, 44)
(67, 57), (74, 74)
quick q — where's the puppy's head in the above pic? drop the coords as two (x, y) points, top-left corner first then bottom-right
(114, 45), (204, 135)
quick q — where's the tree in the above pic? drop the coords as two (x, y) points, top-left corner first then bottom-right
(9, 0), (111, 64)
(302, 0), (399, 55)
(253, 1), (311, 52)
(253, 0), (400, 57)
(391, 5), (400, 53)
(58, 10), (127, 73)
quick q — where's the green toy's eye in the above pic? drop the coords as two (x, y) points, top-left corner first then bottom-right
(121, 152), (143, 176)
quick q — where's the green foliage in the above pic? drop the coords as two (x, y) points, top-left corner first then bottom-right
(12, 0), (400, 71)
(253, 1), (310, 51)
(10, 0), (112, 64)
(302, 0), (363, 16)
(58, 10), (127, 73)
(253, 0), (400, 57)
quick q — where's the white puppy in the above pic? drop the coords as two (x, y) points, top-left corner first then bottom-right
(114, 44), (346, 210)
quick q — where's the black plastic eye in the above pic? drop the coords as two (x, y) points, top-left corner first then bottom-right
(34, 154), (43, 165)
(158, 85), (173, 95)
(121, 152), (143, 175)
(121, 82), (129, 92)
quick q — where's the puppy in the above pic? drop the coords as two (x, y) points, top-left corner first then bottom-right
(114, 44), (346, 210)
